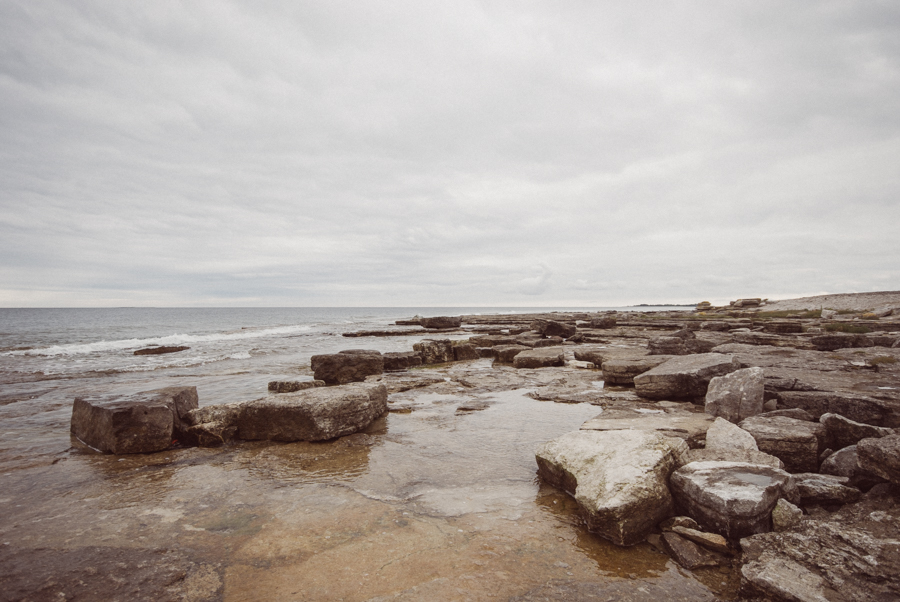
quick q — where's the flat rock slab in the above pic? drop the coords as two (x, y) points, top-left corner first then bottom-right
(420, 316), (461, 329)
(383, 351), (423, 371)
(601, 356), (670, 384)
(71, 386), (198, 454)
(133, 345), (189, 355)
(413, 339), (455, 364)
(776, 391), (898, 427)
(493, 344), (530, 363)
(236, 383), (387, 442)
(678, 448), (784, 470)
(705, 367), (765, 423)
(739, 415), (826, 473)
(536, 429), (688, 546)
(634, 353), (740, 401)
(513, 347), (565, 369)
(531, 319), (576, 338)
(580, 408), (714, 449)
(310, 350), (384, 384)
(268, 380), (326, 393)
(669, 460), (799, 540)
(792, 473), (861, 506)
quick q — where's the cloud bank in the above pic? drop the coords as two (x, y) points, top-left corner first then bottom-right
(1, 1), (898, 306)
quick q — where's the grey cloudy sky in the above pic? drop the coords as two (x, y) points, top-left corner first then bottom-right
(1, 1), (898, 307)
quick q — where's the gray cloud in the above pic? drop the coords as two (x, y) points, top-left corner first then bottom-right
(1, 1), (898, 306)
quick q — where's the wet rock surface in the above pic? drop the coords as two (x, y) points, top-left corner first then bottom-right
(513, 346), (565, 369)
(310, 349), (384, 384)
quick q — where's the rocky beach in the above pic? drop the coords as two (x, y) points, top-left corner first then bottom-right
(3, 293), (900, 601)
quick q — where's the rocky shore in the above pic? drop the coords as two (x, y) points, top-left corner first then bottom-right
(67, 292), (900, 601)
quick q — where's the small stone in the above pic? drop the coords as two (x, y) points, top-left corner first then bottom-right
(763, 399), (778, 412)
(659, 516), (701, 532)
(670, 526), (731, 555)
(771, 498), (802, 532)
(661, 532), (725, 570)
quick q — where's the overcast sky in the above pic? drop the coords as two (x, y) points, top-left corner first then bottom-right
(1, 1), (898, 307)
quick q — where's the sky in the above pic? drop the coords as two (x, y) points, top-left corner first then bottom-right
(1, 1), (899, 307)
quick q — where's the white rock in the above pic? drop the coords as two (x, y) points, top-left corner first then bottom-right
(705, 417), (758, 451)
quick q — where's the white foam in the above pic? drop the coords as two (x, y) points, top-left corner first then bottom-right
(2, 324), (312, 357)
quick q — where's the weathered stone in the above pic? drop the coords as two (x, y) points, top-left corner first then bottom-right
(819, 445), (886, 490)
(771, 498), (802, 532)
(532, 336), (564, 348)
(659, 516), (700, 532)
(71, 393), (174, 454)
(601, 356), (670, 385)
(419, 316), (461, 329)
(580, 409), (714, 449)
(634, 353), (740, 401)
(678, 448), (785, 470)
(857, 434), (900, 485)
(776, 391), (897, 427)
(513, 347), (565, 369)
(572, 347), (606, 365)
(535, 430), (688, 546)
(705, 417), (758, 451)
(236, 382), (387, 442)
(670, 525), (731, 555)
(133, 345), (189, 355)
(468, 334), (518, 347)
(810, 332), (873, 351)
(704, 367), (765, 423)
(413, 339), (455, 364)
(661, 532), (725, 569)
(383, 351), (423, 371)
(740, 557), (832, 602)
(669, 461), (799, 540)
(147, 386), (200, 443)
(268, 380), (326, 393)
(700, 321), (731, 331)
(648, 336), (685, 355)
(672, 328), (695, 340)
(761, 321), (803, 334)
(738, 415), (826, 473)
(530, 319), (577, 338)
(493, 344), (529, 363)
(758, 408), (815, 422)
(731, 331), (786, 346)
(590, 316), (617, 329)
(184, 403), (242, 446)
(310, 350), (384, 385)
(819, 412), (893, 450)
(792, 473), (861, 506)
(452, 343), (480, 361)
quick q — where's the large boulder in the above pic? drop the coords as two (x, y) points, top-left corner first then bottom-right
(819, 412), (894, 450)
(310, 350), (384, 385)
(536, 430), (688, 546)
(634, 353), (740, 401)
(704, 417), (758, 451)
(669, 461), (799, 540)
(601, 356), (670, 385)
(513, 347), (564, 369)
(738, 415), (826, 473)
(530, 319), (577, 339)
(71, 386), (198, 454)
(236, 383), (387, 442)
(857, 434), (900, 485)
(792, 473), (861, 506)
(704, 367), (765, 424)
(493, 344), (530, 363)
(819, 445), (886, 490)
(383, 351), (423, 371)
(419, 316), (461, 329)
(412, 339), (455, 364)
(678, 448), (784, 470)
(184, 403), (243, 447)
(775, 391), (897, 427)
(452, 343), (480, 361)
(581, 408), (714, 449)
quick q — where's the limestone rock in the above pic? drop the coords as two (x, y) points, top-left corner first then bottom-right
(383, 351), (423, 371)
(705, 417), (758, 451)
(792, 473), (861, 506)
(704, 367), (765, 423)
(758, 408), (815, 422)
(236, 382), (387, 442)
(184, 403), (242, 446)
(670, 525), (731, 555)
(740, 557), (833, 602)
(601, 356), (670, 385)
(669, 461), (799, 540)
(71, 393), (174, 454)
(419, 316), (461, 329)
(659, 516), (700, 532)
(467, 334), (519, 347)
(857, 434), (900, 485)
(530, 319), (577, 339)
(572, 347), (606, 366)
(648, 336), (716, 356)
(810, 333), (873, 351)
(661, 532), (725, 569)
(738, 415), (826, 473)
(133, 345), (189, 355)
(452, 343), (480, 361)
(535, 429), (688, 546)
(268, 380), (326, 393)
(819, 412), (893, 450)
(513, 347), (565, 369)
(590, 316), (617, 329)
(678, 448), (784, 470)
(493, 344), (530, 363)
(310, 350), (384, 385)
(762, 321), (803, 334)
(771, 498), (802, 532)
(580, 408), (714, 449)
(819, 445), (886, 490)
(776, 391), (897, 427)
(634, 353), (740, 401)
(413, 339), (455, 364)
(532, 336), (564, 348)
